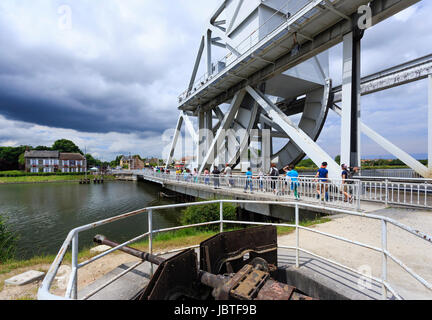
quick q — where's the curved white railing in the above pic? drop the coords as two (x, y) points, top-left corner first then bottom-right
(38, 199), (432, 301)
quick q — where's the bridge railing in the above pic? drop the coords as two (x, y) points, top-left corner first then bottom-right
(134, 169), (432, 209)
(360, 179), (432, 208)
(140, 170), (361, 210)
(38, 199), (432, 301)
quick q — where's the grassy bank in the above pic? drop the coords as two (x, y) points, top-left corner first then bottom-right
(0, 174), (116, 184)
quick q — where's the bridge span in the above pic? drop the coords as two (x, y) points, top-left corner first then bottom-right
(114, 170), (432, 221)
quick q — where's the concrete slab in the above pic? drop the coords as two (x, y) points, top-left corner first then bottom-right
(78, 262), (152, 300)
(277, 249), (386, 300)
(78, 252), (178, 300)
(5, 270), (45, 286)
(90, 245), (112, 254)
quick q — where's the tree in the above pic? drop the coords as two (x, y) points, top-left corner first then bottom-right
(0, 146), (28, 171)
(110, 155), (123, 168)
(52, 139), (82, 154)
(34, 145), (51, 151)
(335, 155), (341, 165)
(85, 154), (102, 169)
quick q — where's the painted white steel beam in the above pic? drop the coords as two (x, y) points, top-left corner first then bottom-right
(198, 112), (206, 168)
(188, 36), (205, 93)
(165, 113), (184, 169)
(341, 32), (353, 168)
(333, 54), (432, 102)
(341, 32), (361, 168)
(182, 112), (198, 144)
(199, 90), (246, 174)
(246, 85), (340, 180)
(331, 104), (429, 178)
(321, 1), (351, 20)
(208, 24), (241, 57)
(226, 0), (244, 35)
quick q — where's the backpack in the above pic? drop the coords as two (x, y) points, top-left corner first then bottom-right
(345, 170), (355, 184)
(270, 167), (279, 177)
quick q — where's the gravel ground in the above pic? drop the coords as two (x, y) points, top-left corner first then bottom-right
(278, 207), (432, 300)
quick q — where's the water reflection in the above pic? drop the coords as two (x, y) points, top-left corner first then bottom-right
(0, 181), (182, 259)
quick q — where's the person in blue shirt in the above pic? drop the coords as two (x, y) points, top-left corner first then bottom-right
(244, 168), (254, 193)
(283, 165), (300, 200)
(315, 162), (329, 201)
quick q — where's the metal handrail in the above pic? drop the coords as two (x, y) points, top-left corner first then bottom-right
(135, 169), (431, 209)
(38, 199), (432, 301)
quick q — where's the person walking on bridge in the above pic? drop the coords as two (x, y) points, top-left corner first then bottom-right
(223, 164), (233, 188)
(284, 165), (300, 200)
(193, 168), (198, 183)
(315, 162), (329, 201)
(204, 168), (210, 185)
(244, 167), (254, 194)
(269, 163), (279, 194)
(212, 166), (221, 189)
(341, 164), (354, 203)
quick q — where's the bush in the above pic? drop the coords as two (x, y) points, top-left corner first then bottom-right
(0, 171), (90, 177)
(180, 202), (237, 231)
(0, 215), (19, 262)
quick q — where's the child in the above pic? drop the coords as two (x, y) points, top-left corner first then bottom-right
(244, 167), (254, 193)
(204, 168), (210, 185)
(284, 165), (300, 200)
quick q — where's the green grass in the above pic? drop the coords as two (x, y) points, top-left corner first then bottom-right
(0, 175), (116, 184)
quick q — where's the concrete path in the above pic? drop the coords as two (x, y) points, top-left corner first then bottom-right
(278, 207), (432, 300)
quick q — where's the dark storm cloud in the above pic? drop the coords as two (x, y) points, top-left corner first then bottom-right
(0, 0), (220, 135)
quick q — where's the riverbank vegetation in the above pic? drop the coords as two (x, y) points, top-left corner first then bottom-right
(296, 156), (428, 171)
(0, 215), (18, 263)
(0, 174), (116, 184)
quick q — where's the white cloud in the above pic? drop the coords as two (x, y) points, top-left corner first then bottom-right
(0, 0), (431, 161)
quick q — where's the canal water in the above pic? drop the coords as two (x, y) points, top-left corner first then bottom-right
(0, 181), (183, 260)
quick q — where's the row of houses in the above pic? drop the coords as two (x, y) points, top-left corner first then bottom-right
(24, 151), (87, 173)
(119, 156), (163, 170)
(119, 155), (145, 170)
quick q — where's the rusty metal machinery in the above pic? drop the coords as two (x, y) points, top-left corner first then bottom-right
(94, 226), (315, 301)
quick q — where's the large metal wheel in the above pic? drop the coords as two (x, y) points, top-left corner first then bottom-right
(221, 78), (332, 171)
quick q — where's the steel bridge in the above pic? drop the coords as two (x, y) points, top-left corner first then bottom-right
(166, 0), (431, 180)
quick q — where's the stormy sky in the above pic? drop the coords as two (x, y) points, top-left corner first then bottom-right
(0, 0), (431, 161)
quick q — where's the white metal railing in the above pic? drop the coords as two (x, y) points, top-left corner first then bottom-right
(38, 199), (432, 301)
(360, 179), (432, 208)
(178, 0), (323, 103)
(138, 169), (362, 210)
(131, 169), (432, 209)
